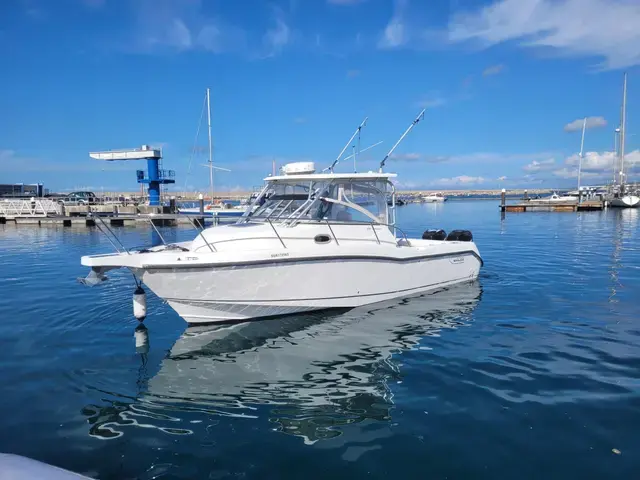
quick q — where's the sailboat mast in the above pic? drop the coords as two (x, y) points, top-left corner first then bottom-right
(578, 117), (586, 193)
(619, 73), (627, 186)
(207, 88), (214, 203)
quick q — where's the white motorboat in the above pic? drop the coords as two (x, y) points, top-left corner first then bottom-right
(178, 202), (245, 217)
(80, 111), (483, 324)
(534, 192), (577, 203)
(422, 193), (447, 203)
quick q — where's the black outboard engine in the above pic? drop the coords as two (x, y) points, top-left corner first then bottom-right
(422, 229), (447, 240)
(445, 230), (473, 242)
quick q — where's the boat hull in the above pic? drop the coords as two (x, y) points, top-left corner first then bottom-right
(609, 195), (640, 208)
(139, 252), (481, 324)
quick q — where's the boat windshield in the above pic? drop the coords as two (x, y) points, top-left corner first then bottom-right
(243, 178), (391, 225)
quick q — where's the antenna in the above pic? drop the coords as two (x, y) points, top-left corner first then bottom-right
(326, 117), (368, 172)
(379, 109), (425, 172)
(199, 164), (231, 172)
(339, 141), (383, 165)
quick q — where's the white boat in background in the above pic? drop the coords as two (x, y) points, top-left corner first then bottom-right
(534, 192), (577, 203)
(422, 193), (447, 203)
(608, 73), (640, 208)
(80, 110), (483, 324)
(178, 88), (244, 217)
(179, 202), (245, 217)
(610, 194), (640, 208)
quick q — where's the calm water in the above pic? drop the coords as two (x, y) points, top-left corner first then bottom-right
(1, 201), (639, 479)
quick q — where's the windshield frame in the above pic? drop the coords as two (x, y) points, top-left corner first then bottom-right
(238, 177), (396, 227)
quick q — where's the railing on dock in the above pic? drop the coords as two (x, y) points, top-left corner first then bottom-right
(0, 199), (61, 217)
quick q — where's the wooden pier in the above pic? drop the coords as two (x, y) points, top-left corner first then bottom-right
(0, 199), (243, 227)
(500, 200), (604, 213)
(0, 214), (213, 227)
(498, 189), (605, 213)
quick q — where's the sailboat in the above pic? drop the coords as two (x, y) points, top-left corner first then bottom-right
(609, 73), (640, 208)
(179, 88), (245, 217)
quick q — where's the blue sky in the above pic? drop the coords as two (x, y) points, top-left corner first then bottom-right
(1, 0), (640, 193)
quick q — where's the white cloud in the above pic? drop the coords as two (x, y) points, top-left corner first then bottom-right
(565, 150), (640, 171)
(482, 64), (505, 76)
(564, 116), (607, 132)
(552, 168), (599, 179)
(262, 10), (290, 57)
(389, 153), (449, 163)
(432, 175), (486, 186)
(415, 93), (446, 109)
(448, 0), (640, 69)
(378, 0), (408, 49)
(497, 175), (507, 181)
(523, 158), (555, 172)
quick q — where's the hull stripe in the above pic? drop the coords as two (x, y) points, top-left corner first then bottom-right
(142, 250), (483, 271)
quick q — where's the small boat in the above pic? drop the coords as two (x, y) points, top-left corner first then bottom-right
(422, 193), (447, 203)
(178, 88), (243, 217)
(80, 110), (483, 324)
(608, 73), (639, 208)
(534, 192), (577, 203)
(179, 202), (245, 217)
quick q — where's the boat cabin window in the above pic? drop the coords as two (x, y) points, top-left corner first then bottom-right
(250, 182), (315, 221)
(314, 181), (389, 224)
(245, 178), (391, 225)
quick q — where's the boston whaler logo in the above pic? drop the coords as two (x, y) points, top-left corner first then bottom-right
(449, 256), (465, 264)
(271, 252), (290, 258)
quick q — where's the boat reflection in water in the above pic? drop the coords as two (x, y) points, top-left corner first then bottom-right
(83, 283), (482, 444)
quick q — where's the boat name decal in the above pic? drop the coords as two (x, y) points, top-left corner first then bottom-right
(185, 257), (199, 261)
(449, 256), (465, 264)
(271, 253), (290, 258)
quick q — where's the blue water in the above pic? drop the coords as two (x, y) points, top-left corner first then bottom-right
(1, 201), (639, 479)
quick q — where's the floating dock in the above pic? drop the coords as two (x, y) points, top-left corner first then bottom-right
(0, 214), (212, 227)
(500, 200), (605, 212)
(498, 189), (605, 213)
(0, 199), (243, 227)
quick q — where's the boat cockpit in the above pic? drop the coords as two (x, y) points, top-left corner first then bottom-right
(239, 171), (397, 231)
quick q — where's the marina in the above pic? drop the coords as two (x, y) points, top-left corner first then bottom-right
(1, 199), (639, 478)
(2, 6), (640, 474)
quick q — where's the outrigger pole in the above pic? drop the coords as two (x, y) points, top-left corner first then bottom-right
(379, 109), (425, 172)
(326, 117), (368, 172)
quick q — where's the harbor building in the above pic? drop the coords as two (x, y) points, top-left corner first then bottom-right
(0, 183), (47, 198)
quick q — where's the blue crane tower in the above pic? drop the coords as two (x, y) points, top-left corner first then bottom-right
(89, 145), (175, 206)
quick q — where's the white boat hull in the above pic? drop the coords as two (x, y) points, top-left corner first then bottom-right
(139, 249), (480, 324)
(609, 195), (640, 208)
(82, 222), (482, 325)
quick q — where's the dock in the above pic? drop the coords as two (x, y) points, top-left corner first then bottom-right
(0, 199), (242, 227)
(500, 200), (605, 212)
(498, 189), (605, 213)
(0, 214), (212, 227)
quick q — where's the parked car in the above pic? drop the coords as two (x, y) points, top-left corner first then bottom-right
(58, 191), (97, 205)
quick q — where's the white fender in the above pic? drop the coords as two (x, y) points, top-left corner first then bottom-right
(133, 286), (147, 320)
